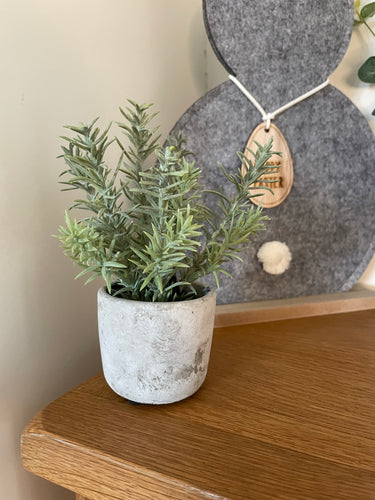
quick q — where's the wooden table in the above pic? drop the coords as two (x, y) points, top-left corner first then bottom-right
(21, 293), (375, 499)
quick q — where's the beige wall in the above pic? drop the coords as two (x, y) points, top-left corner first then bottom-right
(0, 2), (374, 499)
(0, 1), (205, 499)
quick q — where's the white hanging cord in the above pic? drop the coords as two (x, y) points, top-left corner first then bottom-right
(228, 75), (267, 118)
(229, 75), (330, 131)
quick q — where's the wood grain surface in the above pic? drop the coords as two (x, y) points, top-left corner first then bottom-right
(22, 308), (375, 500)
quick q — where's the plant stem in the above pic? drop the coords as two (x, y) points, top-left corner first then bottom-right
(356, 10), (375, 38)
(363, 18), (375, 38)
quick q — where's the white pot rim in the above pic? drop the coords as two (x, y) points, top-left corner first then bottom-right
(98, 283), (216, 307)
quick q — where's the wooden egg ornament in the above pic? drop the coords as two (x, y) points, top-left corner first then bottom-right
(243, 123), (293, 208)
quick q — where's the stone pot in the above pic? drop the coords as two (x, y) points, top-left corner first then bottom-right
(97, 285), (216, 404)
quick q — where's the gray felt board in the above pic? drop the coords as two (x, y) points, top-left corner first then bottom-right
(170, 0), (375, 305)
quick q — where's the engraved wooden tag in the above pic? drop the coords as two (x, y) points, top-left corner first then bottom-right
(242, 123), (293, 208)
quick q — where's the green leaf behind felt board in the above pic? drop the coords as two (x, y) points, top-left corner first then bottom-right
(358, 57), (375, 83)
(361, 2), (375, 19)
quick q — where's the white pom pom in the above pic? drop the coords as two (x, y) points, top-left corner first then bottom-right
(257, 241), (292, 275)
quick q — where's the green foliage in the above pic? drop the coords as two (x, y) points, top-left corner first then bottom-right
(358, 1), (375, 20)
(355, 1), (375, 113)
(57, 101), (278, 302)
(358, 56), (375, 82)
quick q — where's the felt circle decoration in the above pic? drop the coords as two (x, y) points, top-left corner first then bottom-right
(203, 0), (353, 108)
(169, 0), (375, 304)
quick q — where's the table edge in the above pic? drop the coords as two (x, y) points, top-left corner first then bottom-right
(214, 284), (375, 328)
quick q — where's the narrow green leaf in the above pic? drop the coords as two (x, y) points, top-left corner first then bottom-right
(84, 274), (100, 286)
(101, 267), (112, 293)
(75, 264), (101, 279)
(103, 261), (127, 269)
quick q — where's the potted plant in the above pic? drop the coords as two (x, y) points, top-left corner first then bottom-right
(57, 101), (277, 404)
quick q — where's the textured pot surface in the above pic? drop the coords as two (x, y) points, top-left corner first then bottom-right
(97, 286), (216, 404)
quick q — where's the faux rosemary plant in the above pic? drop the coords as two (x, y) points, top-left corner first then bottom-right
(57, 101), (277, 302)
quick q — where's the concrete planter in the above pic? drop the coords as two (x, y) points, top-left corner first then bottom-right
(97, 285), (216, 404)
